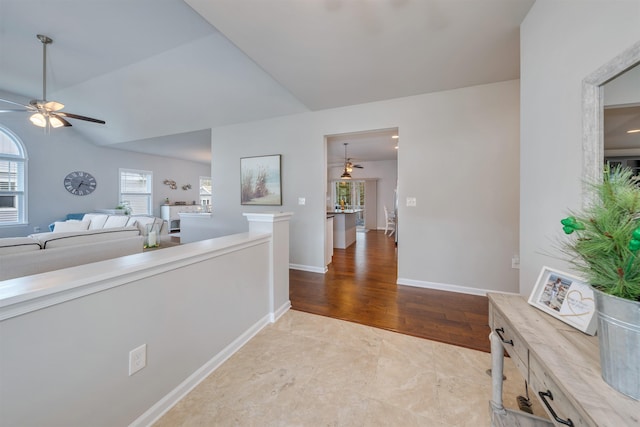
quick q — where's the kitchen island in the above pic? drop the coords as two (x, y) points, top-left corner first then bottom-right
(329, 209), (362, 249)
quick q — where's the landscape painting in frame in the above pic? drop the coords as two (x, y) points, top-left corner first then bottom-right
(240, 155), (282, 206)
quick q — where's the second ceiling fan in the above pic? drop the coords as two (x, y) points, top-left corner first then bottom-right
(341, 143), (363, 179)
(0, 34), (106, 129)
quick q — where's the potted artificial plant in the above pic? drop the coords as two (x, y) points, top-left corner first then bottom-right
(560, 164), (640, 400)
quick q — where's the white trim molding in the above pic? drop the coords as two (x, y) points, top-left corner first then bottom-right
(272, 301), (291, 323)
(289, 263), (327, 274)
(397, 277), (520, 297)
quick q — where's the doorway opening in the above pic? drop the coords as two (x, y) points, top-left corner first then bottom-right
(325, 127), (398, 273)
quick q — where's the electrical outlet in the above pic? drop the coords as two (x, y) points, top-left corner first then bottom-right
(128, 344), (146, 376)
(511, 255), (520, 269)
(298, 197), (306, 205)
(33, 226), (41, 233)
(406, 197), (417, 207)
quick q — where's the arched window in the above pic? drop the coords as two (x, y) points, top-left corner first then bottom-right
(0, 126), (27, 225)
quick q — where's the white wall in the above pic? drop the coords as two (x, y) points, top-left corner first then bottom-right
(0, 111), (210, 238)
(210, 79), (520, 294)
(520, 0), (640, 296)
(328, 159), (398, 230)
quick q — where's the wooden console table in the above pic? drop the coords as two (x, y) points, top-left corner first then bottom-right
(488, 293), (639, 426)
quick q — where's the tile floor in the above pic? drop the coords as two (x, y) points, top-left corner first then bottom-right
(153, 310), (546, 426)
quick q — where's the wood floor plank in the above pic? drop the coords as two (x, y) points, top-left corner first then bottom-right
(289, 230), (491, 352)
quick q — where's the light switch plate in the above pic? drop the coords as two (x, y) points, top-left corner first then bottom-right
(298, 197), (306, 205)
(406, 197), (417, 207)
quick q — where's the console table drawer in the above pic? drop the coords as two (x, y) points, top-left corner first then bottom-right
(490, 306), (529, 375)
(529, 353), (591, 427)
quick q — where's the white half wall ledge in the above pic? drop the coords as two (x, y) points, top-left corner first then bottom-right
(396, 278), (521, 297)
(0, 232), (271, 321)
(242, 211), (295, 223)
(0, 228), (283, 427)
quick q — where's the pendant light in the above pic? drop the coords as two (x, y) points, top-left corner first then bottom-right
(341, 143), (352, 179)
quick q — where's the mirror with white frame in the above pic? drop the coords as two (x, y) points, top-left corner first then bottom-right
(582, 40), (640, 198)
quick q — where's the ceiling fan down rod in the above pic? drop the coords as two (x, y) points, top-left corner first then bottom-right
(37, 34), (52, 102)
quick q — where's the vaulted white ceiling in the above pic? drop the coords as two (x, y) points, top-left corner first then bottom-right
(0, 0), (535, 163)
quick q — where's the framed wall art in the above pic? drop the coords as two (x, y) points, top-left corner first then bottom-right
(528, 266), (597, 335)
(240, 154), (282, 206)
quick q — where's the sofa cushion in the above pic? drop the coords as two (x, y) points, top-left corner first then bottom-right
(0, 237), (41, 255)
(31, 227), (141, 249)
(83, 213), (109, 230)
(103, 215), (130, 228)
(53, 220), (91, 233)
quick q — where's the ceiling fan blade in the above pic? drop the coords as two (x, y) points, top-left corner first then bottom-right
(0, 109), (29, 113)
(56, 111), (106, 125)
(346, 158), (364, 168)
(0, 98), (30, 109)
(44, 100), (64, 111)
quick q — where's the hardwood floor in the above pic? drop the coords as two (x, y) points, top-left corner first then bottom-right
(290, 230), (491, 352)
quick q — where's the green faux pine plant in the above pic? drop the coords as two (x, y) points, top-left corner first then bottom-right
(561, 164), (640, 302)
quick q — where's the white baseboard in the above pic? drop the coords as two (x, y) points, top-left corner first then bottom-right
(130, 313), (272, 427)
(397, 278), (496, 296)
(271, 301), (291, 322)
(289, 263), (327, 274)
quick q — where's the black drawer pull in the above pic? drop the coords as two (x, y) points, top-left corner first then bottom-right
(495, 327), (513, 346)
(538, 390), (573, 426)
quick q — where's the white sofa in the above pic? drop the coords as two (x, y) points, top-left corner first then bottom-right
(49, 213), (169, 235)
(0, 213), (169, 281)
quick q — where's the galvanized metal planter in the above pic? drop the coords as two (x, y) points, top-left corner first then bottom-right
(594, 288), (640, 400)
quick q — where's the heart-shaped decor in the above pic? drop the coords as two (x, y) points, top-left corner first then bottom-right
(562, 289), (595, 317)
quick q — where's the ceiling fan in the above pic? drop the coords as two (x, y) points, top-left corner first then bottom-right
(0, 34), (106, 129)
(341, 143), (364, 179)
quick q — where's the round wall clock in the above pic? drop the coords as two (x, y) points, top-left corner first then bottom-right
(63, 171), (97, 196)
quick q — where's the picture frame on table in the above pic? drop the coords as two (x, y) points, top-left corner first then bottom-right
(240, 154), (282, 206)
(527, 266), (597, 335)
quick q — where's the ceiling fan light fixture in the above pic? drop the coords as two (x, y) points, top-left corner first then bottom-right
(30, 112), (64, 128)
(341, 170), (352, 179)
(44, 100), (64, 112)
(49, 116), (65, 128)
(29, 113), (47, 127)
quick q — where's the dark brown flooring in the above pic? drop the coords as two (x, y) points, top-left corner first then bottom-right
(290, 230), (491, 353)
